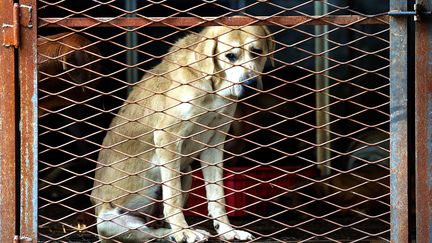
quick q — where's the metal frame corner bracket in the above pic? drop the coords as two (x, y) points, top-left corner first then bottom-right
(2, 3), (33, 48)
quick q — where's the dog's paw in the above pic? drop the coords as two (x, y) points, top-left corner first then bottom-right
(219, 230), (254, 241)
(217, 225), (254, 241)
(169, 229), (210, 242)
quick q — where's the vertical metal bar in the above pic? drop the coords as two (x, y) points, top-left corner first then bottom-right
(18, 0), (38, 240)
(0, 0), (17, 241)
(314, 0), (331, 177)
(12, 3), (20, 48)
(415, 0), (432, 242)
(126, 0), (138, 84)
(389, 0), (409, 242)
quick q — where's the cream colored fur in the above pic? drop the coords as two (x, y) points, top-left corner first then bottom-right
(91, 26), (274, 242)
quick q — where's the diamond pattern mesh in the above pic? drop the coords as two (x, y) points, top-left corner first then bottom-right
(37, 1), (390, 242)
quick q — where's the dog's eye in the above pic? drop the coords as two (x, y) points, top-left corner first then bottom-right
(225, 53), (237, 62)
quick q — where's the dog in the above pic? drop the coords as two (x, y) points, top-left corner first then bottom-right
(37, 33), (102, 230)
(38, 32), (101, 116)
(91, 26), (274, 242)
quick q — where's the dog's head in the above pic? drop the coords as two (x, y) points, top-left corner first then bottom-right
(194, 26), (274, 99)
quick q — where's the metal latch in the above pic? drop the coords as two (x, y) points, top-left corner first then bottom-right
(2, 3), (33, 48)
(388, 3), (432, 22)
(13, 235), (32, 243)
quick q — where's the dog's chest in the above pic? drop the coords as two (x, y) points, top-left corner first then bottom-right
(196, 96), (236, 132)
(180, 97), (236, 161)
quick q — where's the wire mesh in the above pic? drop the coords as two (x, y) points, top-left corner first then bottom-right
(37, 1), (390, 242)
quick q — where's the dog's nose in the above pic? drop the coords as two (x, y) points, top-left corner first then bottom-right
(243, 78), (258, 88)
(239, 75), (260, 98)
(242, 75), (258, 88)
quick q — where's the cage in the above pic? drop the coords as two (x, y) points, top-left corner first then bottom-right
(0, 0), (428, 242)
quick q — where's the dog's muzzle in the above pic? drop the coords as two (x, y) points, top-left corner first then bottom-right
(239, 74), (261, 98)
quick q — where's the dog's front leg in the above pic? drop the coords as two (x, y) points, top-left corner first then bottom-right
(155, 131), (209, 243)
(200, 146), (254, 241)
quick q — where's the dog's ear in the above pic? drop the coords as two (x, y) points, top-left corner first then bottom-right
(39, 33), (99, 84)
(262, 26), (275, 67)
(194, 29), (217, 80)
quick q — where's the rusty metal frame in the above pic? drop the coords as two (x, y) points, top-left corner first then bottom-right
(415, 0), (432, 242)
(18, 0), (38, 241)
(4, 0), (432, 242)
(28, 1), (427, 242)
(389, 0), (410, 242)
(38, 15), (388, 28)
(0, 0), (17, 242)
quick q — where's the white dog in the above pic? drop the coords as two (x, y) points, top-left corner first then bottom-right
(91, 26), (274, 242)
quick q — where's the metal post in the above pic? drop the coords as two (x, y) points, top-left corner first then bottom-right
(314, 0), (331, 177)
(389, 0), (409, 242)
(19, 0), (38, 239)
(126, 0), (138, 84)
(415, 0), (432, 242)
(0, 0), (17, 241)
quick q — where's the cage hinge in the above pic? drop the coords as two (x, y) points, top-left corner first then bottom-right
(13, 235), (32, 243)
(388, 3), (431, 22)
(2, 3), (33, 48)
